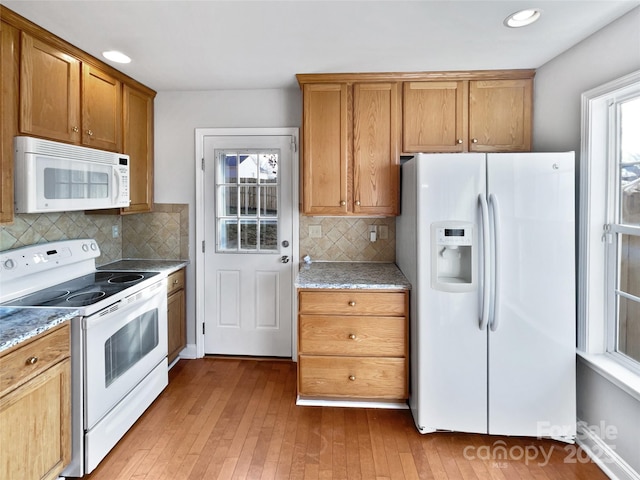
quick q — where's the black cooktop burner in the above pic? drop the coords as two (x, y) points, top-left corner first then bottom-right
(2, 270), (160, 309)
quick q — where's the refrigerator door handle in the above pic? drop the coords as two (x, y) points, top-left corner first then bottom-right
(489, 193), (502, 332)
(479, 193), (491, 330)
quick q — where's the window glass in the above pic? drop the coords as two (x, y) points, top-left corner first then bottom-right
(215, 149), (279, 253)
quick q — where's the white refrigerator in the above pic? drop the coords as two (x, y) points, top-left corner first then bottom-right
(396, 152), (576, 441)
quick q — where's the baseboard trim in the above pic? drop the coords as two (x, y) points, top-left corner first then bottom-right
(576, 420), (640, 480)
(178, 343), (197, 359)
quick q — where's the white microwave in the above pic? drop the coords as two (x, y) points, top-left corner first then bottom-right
(14, 136), (130, 213)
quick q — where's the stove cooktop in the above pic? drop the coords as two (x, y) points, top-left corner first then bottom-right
(2, 270), (160, 308)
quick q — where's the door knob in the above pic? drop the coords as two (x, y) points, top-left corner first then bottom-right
(280, 255), (290, 263)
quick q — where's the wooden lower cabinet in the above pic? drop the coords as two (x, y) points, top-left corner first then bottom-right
(167, 268), (186, 365)
(0, 323), (71, 480)
(297, 289), (408, 401)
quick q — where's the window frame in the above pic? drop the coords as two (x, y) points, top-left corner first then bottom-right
(579, 69), (640, 389)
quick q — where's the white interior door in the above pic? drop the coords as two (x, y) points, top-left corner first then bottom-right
(202, 134), (294, 356)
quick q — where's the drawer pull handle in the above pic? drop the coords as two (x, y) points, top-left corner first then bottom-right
(26, 356), (38, 365)
(348, 375), (356, 381)
(348, 301), (356, 307)
(348, 333), (357, 340)
(173, 279), (179, 285)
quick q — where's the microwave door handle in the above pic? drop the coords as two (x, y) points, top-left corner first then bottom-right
(112, 168), (121, 202)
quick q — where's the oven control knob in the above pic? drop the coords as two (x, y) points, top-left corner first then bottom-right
(3, 259), (16, 270)
(82, 244), (89, 252)
(90, 243), (97, 251)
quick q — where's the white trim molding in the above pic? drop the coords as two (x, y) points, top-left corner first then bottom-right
(577, 419), (640, 480)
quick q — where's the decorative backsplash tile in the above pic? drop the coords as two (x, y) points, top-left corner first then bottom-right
(299, 216), (395, 262)
(0, 204), (189, 265)
(0, 211), (123, 265)
(122, 204), (189, 260)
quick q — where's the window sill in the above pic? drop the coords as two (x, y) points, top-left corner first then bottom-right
(577, 351), (640, 402)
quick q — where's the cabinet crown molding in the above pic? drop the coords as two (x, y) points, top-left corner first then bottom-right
(296, 69), (536, 87)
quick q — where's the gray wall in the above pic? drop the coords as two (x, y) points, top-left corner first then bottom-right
(534, 6), (640, 475)
(153, 88), (302, 345)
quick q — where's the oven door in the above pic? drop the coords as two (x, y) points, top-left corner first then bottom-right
(84, 279), (168, 430)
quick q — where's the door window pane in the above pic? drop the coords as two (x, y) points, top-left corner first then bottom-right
(215, 149), (280, 253)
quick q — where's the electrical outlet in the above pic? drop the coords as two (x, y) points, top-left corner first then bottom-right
(309, 225), (322, 238)
(112, 225), (119, 238)
(379, 225), (388, 239)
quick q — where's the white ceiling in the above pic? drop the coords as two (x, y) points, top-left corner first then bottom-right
(4, 0), (640, 92)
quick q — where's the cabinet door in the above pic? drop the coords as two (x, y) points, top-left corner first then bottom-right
(403, 81), (467, 153)
(0, 359), (71, 480)
(82, 65), (122, 151)
(469, 79), (532, 152)
(353, 82), (400, 215)
(302, 83), (349, 215)
(122, 84), (154, 213)
(167, 288), (186, 364)
(20, 32), (80, 143)
(1, 21), (19, 225)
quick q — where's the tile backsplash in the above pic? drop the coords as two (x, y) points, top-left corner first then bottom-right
(299, 216), (395, 262)
(0, 211), (123, 264)
(0, 204), (189, 265)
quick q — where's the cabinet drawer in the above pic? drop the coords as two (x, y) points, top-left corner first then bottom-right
(299, 291), (406, 316)
(167, 268), (185, 296)
(0, 323), (70, 397)
(299, 315), (405, 356)
(298, 355), (407, 399)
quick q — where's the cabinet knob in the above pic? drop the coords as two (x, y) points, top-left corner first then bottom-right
(348, 301), (356, 307)
(26, 356), (38, 365)
(72, 126), (79, 133)
(355, 200), (361, 206)
(457, 139), (463, 144)
(87, 129), (94, 136)
(173, 279), (179, 285)
(348, 333), (356, 340)
(340, 200), (346, 206)
(472, 138), (478, 144)
(348, 375), (356, 381)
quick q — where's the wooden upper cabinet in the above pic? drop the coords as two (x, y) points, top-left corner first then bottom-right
(1, 20), (19, 225)
(82, 65), (122, 151)
(469, 79), (532, 152)
(403, 81), (467, 153)
(402, 76), (533, 153)
(20, 32), (81, 143)
(122, 84), (154, 214)
(353, 82), (400, 215)
(302, 83), (348, 215)
(301, 81), (400, 216)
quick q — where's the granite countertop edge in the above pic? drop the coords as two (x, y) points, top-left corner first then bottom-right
(295, 261), (411, 290)
(97, 258), (190, 276)
(0, 307), (79, 354)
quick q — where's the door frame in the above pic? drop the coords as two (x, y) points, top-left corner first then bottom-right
(194, 128), (300, 359)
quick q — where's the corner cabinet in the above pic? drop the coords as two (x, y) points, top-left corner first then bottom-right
(122, 84), (155, 214)
(0, 323), (71, 480)
(167, 268), (186, 365)
(299, 80), (400, 216)
(297, 289), (408, 402)
(0, 7), (156, 223)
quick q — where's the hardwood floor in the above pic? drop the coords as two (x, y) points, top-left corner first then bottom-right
(83, 358), (607, 480)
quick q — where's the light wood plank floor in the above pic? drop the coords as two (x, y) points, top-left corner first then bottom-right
(82, 358), (608, 480)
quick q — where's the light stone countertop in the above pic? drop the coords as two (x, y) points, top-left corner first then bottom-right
(0, 307), (79, 353)
(98, 259), (189, 276)
(295, 262), (411, 290)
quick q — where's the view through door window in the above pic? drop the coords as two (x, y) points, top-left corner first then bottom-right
(215, 149), (279, 252)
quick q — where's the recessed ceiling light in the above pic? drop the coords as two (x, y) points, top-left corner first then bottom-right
(504, 8), (542, 28)
(102, 50), (131, 64)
